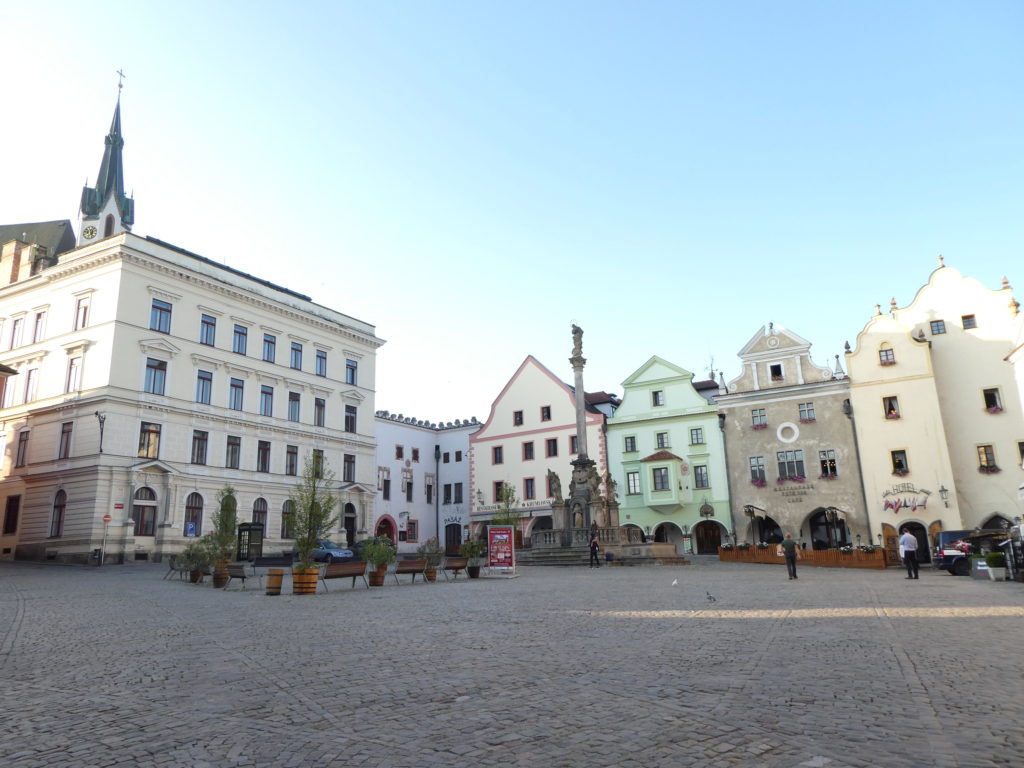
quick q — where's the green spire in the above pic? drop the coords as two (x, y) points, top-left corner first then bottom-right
(80, 96), (134, 228)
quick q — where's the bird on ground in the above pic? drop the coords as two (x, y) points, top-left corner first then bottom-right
(706, 591), (717, 603)
(671, 579), (678, 586)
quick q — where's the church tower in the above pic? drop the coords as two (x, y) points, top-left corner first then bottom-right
(78, 88), (134, 246)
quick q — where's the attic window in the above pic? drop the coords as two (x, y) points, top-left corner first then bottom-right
(770, 364), (783, 381)
(962, 314), (977, 330)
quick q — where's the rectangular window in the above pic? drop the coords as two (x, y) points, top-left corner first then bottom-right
(524, 478), (536, 500)
(2, 496), (20, 536)
(776, 449), (805, 479)
(150, 299), (172, 333)
(32, 311), (46, 343)
(656, 432), (669, 449)
(749, 456), (766, 483)
(962, 314), (977, 330)
(798, 402), (815, 421)
(493, 446), (504, 464)
(286, 445), (298, 476)
(24, 368), (37, 402)
(819, 449), (837, 478)
(138, 422), (161, 459)
(930, 320), (946, 335)
(229, 378), (244, 410)
(770, 363), (784, 381)
(395, 445), (404, 460)
(404, 472), (413, 501)
(9, 317), (23, 349)
(344, 405), (357, 432)
(891, 449), (908, 475)
(15, 431), (29, 467)
(626, 471), (641, 495)
(545, 438), (558, 457)
(513, 410), (524, 426)
(540, 405), (551, 421)
(412, 448), (419, 462)
(523, 442), (534, 460)
(382, 469), (391, 499)
(233, 324), (248, 355)
(290, 342), (303, 370)
(694, 465), (709, 489)
(262, 333), (276, 362)
(257, 440), (271, 472)
(346, 359), (358, 385)
(455, 450), (462, 462)
(196, 370), (212, 404)
(624, 436), (637, 452)
(406, 520), (418, 543)
(652, 467), (669, 491)
(260, 385), (274, 417)
(983, 388), (1002, 412)
(288, 392), (300, 421)
(315, 349), (327, 376)
(58, 422), (73, 460)
(570, 435), (579, 454)
(977, 444), (996, 470)
(443, 484), (452, 504)
(883, 396), (900, 419)
(200, 314), (216, 346)
(752, 408), (767, 427)
(145, 360), (166, 397)
(191, 430), (209, 465)
(1017, 441), (1024, 467)
(652, 390), (665, 406)
(443, 452), (450, 463)
(494, 482), (504, 503)
(879, 349), (895, 365)
(314, 398), (325, 427)
(74, 297), (90, 330)
(312, 449), (324, 478)
(51, 494), (65, 537)
(425, 476), (434, 504)
(66, 357), (82, 393)
(453, 483), (463, 504)
(226, 435), (241, 469)
(690, 427), (704, 445)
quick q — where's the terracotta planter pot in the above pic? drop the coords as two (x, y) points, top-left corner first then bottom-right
(424, 566), (437, 583)
(467, 565), (481, 579)
(368, 564), (388, 586)
(265, 568), (284, 596)
(212, 568), (230, 589)
(189, 570), (204, 583)
(292, 567), (319, 595)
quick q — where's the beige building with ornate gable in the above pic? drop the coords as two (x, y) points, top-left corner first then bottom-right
(716, 324), (869, 549)
(846, 260), (1024, 556)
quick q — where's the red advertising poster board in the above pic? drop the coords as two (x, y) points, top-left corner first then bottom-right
(487, 525), (515, 570)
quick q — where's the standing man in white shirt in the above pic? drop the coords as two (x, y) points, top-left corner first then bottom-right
(900, 527), (920, 580)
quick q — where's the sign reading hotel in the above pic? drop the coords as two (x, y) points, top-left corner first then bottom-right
(487, 525), (515, 570)
(881, 482), (931, 514)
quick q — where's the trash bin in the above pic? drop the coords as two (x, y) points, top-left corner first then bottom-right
(605, 552), (613, 563)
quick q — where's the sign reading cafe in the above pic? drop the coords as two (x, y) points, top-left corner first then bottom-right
(881, 482), (932, 514)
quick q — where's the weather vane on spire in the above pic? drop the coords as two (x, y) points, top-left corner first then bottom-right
(116, 69), (126, 91)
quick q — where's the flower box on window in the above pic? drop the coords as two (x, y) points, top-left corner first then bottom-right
(879, 360), (896, 366)
(750, 478), (767, 488)
(818, 474), (836, 480)
(985, 406), (1003, 414)
(799, 418), (816, 424)
(892, 468), (909, 477)
(885, 413), (900, 420)
(776, 475), (806, 485)
(978, 465), (1001, 474)
(751, 423), (768, 430)
(770, 375), (784, 382)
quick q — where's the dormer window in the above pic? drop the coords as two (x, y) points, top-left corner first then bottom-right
(878, 348), (895, 366)
(962, 314), (977, 330)
(769, 364), (783, 381)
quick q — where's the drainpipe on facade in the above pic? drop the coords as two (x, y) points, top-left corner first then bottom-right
(434, 444), (441, 548)
(718, 412), (737, 549)
(843, 398), (873, 542)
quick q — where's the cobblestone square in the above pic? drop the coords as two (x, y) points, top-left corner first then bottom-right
(2, 559), (1023, 767)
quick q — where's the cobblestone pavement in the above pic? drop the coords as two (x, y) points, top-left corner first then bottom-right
(2, 560), (1024, 768)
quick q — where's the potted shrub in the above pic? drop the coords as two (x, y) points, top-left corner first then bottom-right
(179, 539), (211, 583)
(203, 487), (237, 588)
(985, 551), (1007, 581)
(416, 537), (444, 582)
(459, 539), (487, 578)
(362, 536), (397, 586)
(290, 455), (340, 595)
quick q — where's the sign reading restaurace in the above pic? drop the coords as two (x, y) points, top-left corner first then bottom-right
(487, 525), (515, 571)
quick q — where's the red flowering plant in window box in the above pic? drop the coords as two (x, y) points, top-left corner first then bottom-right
(978, 465), (1001, 474)
(777, 476), (806, 484)
(750, 478), (767, 488)
(879, 360), (896, 367)
(892, 468), (909, 477)
(985, 406), (1003, 414)
(751, 423), (768, 431)
(818, 474), (836, 480)
(799, 418), (816, 424)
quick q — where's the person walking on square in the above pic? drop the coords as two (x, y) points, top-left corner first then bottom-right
(589, 533), (601, 568)
(900, 527), (920, 579)
(778, 533), (800, 579)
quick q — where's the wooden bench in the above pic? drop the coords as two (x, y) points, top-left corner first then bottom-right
(441, 556), (468, 581)
(320, 561), (368, 591)
(224, 564), (249, 590)
(392, 558), (428, 585)
(250, 554), (293, 574)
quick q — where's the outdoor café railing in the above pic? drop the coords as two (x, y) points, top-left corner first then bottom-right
(719, 546), (888, 570)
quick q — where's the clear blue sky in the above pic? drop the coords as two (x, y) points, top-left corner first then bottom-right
(3, 1), (1022, 421)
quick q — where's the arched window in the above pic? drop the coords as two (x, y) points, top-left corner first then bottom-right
(50, 490), (67, 538)
(281, 499), (294, 539)
(252, 497), (268, 528)
(103, 213), (115, 237)
(133, 486), (157, 536)
(184, 493), (203, 537)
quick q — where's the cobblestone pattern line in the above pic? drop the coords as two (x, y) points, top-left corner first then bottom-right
(2, 561), (1023, 767)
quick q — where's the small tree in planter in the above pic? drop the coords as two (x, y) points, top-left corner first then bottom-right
(416, 537), (444, 581)
(459, 538), (486, 578)
(290, 454), (339, 594)
(361, 536), (397, 586)
(203, 486), (237, 588)
(179, 539), (212, 583)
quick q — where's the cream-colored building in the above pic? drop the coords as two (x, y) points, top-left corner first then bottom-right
(716, 325), (869, 548)
(846, 260), (1024, 555)
(0, 100), (382, 563)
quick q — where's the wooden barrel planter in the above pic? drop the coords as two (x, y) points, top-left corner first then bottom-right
(292, 568), (319, 595)
(212, 565), (230, 589)
(265, 569), (284, 596)
(368, 564), (387, 587)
